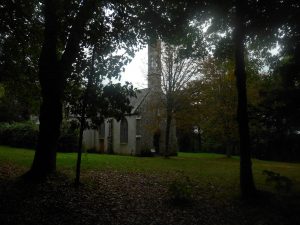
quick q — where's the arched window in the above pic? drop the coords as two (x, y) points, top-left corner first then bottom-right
(120, 118), (128, 143)
(99, 121), (105, 138)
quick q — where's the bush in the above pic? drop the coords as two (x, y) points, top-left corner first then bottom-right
(139, 148), (154, 157)
(263, 170), (293, 193)
(0, 122), (38, 148)
(86, 147), (97, 153)
(168, 175), (193, 203)
(57, 120), (79, 152)
(0, 120), (79, 152)
(57, 133), (78, 152)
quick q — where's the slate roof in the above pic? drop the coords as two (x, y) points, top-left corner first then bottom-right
(129, 88), (150, 114)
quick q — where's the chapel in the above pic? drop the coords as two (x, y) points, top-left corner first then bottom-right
(82, 40), (178, 155)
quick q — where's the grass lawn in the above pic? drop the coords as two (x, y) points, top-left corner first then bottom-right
(0, 145), (300, 225)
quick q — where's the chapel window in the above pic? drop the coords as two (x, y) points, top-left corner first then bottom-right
(120, 118), (128, 143)
(99, 121), (105, 138)
(136, 117), (141, 136)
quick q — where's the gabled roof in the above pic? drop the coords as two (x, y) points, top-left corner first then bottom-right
(129, 88), (150, 114)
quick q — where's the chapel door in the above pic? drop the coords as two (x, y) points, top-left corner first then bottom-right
(153, 131), (160, 154)
(99, 139), (104, 153)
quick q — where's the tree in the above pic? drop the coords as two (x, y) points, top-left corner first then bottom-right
(161, 42), (202, 157)
(180, 57), (238, 155)
(64, 47), (136, 186)
(249, 57), (300, 162)
(24, 0), (99, 180)
(188, 0), (257, 197)
(0, 0), (42, 122)
(0, 0), (206, 180)
(197, 0), (300, 197)
(205, 0), (266, 198)
(20, 0), (197, 180)
(234, 0), (256, 198)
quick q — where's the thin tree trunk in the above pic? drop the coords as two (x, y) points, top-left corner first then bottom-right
(234, 0), (256, 198)
(75, 106), (86, 187)
(75, 47), (96, 187)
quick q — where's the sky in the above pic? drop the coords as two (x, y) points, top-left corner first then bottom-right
(120, 46), (148, 89)
(118, 34), (280, 90)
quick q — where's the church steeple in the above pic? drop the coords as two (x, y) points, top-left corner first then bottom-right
(148, 39), (161, 92)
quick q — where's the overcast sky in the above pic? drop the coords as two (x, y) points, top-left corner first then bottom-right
(120, 46), (148, 89)
(119, 36), (280, 89)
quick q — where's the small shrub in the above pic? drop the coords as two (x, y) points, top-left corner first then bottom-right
(86, 147), (97, 153)
(168, 175), (193, 203)
(57, 120), (79, 152)
(0, 123), (10, 144)
(57, 133), (78, 152)
(263, 170), (293, 193)
(0, 122), (38, 148)
(139, 148), (154, 157)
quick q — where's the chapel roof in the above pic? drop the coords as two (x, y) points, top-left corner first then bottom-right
(129, 88), (150, 114)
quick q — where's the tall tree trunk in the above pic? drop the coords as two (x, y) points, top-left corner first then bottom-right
(165, 109), (172, 158)
(75, 106), (86, 186)
(25, 0), (96, 180)
(25, 0), (60, 179)
(234, 0), (256, 198)
(165, 93), (173, 157)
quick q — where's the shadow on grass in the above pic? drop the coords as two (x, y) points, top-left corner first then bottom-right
(0, 164), (299, 225)
(0, 173), (113, 225)
(236, 189), (300, 225)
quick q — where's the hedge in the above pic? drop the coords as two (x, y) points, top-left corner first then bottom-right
(0, 122), (38, 148)
(0, 121), (79, 152)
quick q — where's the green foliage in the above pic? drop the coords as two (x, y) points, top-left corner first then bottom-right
(0, 84), (4, 98)
(0, 1), (42, 122)
(57, 120), (79, 153)
(176, 57), (239, 155)
(65, 46), (137, 132)
(168, 174), (193, 203)
(248, 53), (300, 161)
(263, 170), (293, 193)
(0, 121), (79, 152)
(0, 122), (38, 148)
(0, 82), (40, 122)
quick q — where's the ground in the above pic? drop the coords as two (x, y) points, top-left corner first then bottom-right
(0, 146), (299, 225)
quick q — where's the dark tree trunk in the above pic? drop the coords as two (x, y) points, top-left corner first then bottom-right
(165, 110), (172, 158)
(25, 0), (96, 180)
(198, 128), (202, 152)
(75, 107), (86, 187)
(165, 93), (173, 158)
(234, 0), (256, 198)
(25, 0), (60, 179)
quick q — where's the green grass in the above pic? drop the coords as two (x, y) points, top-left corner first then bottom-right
(0, 145), (300, 196)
